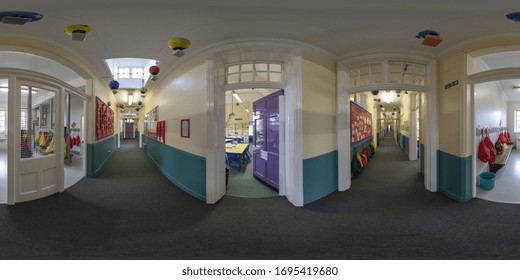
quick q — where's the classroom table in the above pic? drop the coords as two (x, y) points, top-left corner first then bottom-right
(225, 143), (249, 170)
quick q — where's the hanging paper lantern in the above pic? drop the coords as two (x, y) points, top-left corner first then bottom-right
(109, 80), (119, 94)
(149, 65), (160, 81)
(64, 24), (93, 41)
(135, 106), (141, 112)
(168, 37), (191, 57)
(119, 103), (125, 109)
(372, 90), (379, 95)
(107, 101), (111, 107)
(138, 101), (143, 106)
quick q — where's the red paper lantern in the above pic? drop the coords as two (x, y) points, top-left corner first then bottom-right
(149, 65), (160, 75)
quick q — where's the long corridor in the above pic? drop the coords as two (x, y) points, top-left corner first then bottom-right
(2, 138), (520, 259)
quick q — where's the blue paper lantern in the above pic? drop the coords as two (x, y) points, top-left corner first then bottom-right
(109, 80), (119, 93)
(372, 90), (379, 95)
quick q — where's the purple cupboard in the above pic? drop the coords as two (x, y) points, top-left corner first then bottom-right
(253, 89), (283, 190)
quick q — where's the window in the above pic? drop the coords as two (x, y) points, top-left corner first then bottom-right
(349, 62), (383, 87)
(515, 109), (520, 133)
(117, 67), (144, 79)
(225, 62), (284, 85)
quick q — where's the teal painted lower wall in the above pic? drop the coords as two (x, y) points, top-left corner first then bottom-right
(87, 135), (117, 177)
(143, 136), (206, 201)
(437, 150), (472, 202)
(303, 151), (338, 205)
(399, 134), (409, 155)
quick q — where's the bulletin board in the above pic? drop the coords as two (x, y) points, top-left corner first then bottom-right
(350, 101), (372, 144)
(95, 97), (114, 140)
(144, 106), (159, 140)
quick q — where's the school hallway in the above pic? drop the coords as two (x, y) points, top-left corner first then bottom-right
(1, 138), (520, 259)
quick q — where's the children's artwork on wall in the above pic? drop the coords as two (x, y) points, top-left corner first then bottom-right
(156, 120), (166, 143)
(95, 97), (114, 140)
(350, 101), (372, 144)
(181, 119), (190, 138)
(144, 106), (159, 140)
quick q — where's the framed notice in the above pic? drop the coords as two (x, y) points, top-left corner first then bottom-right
(95, 97), (114, 140)
(350, 101), (372, 144)
(181, 119), (190, 138)
(144, 106), (159, 140)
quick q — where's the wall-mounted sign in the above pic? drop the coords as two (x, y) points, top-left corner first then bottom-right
(181, 119), (190, 138)
(445, 80), (459, 90)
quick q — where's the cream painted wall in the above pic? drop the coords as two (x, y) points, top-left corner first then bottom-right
(508, 102), (520, 148)
(141, 54), (207, 157)
(437, 51), (467, 156)
(301, 49), (337, 159)
(400, 94), (411, 137)
(226, 100), (252, 135)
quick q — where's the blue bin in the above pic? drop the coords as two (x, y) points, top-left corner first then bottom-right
(479, 172), (496, 190)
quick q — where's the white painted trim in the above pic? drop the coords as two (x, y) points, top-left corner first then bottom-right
(284, 49), (304, 206)
(278, 95), (286, 197)
(337, 63), (350, 191)
(424, 62), (438, 192)
(7, 75), (16, 205)
(467, 67), (520, 198)
(409, 92), (418, 161)
(205, 54), (226, 204)
(205, 44), (303, 207)
(338, 55), (438, 193)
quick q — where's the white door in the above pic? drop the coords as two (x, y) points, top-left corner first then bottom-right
(16, 81), (61, 203)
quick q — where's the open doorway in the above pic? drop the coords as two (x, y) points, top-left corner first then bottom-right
(349, 90), (423, 187)
(0, 77), (7, 204)
(473, 80), (519, 203)
(64, 92), (86, 189)
(225, 88), (282, 198)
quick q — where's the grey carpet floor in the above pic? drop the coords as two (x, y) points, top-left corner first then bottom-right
(1, 138), (520, 259)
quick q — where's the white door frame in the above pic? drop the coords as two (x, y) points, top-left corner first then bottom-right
(205, 44), (304, 206)
(467, 67), (520, 197)
(3, 69), (87, 205)
(337, 55), (438, 193)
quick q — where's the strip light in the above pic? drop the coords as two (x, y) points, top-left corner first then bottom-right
(232, 93), (243, 103)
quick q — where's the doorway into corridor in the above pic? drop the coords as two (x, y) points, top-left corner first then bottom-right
(349, 90), (424, 190)
(64, 92), (86, 189)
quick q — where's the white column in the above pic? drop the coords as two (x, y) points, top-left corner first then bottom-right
(409, 92), (418, 160)
(337, 63), (350, 191)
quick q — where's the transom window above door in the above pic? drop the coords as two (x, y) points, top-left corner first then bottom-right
(226, 62), (284, 85)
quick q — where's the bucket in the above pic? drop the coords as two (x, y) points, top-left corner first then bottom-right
(479, 172), (496, 190)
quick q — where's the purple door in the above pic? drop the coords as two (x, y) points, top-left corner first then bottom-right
(253, 90), (283, 189)
(125, 122), (134, 139)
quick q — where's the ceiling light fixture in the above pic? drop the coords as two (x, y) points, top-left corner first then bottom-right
(512, 86), (520, 90)
(128, 94), (134, 106)
(232, 93), (243, 103)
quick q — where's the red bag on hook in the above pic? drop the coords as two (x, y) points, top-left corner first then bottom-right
(484, 129), (496, 164)
(477, 129), (490, 163)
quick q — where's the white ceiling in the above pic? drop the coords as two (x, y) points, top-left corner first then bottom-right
(2, 1), (520, 106)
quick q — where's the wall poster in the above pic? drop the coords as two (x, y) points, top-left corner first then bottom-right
(95, 96), (114, 140)
(144, 106), (159, 140)
(156, 120), (166, 143)
(350, 101), (372, 144)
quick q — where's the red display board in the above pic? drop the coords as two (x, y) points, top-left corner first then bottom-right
(156, 120), (166, 143)
(96, 97), (114, 140)
(350, 101), (372, 144)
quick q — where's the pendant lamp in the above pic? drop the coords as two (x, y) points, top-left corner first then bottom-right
(228, 94), (235, 122)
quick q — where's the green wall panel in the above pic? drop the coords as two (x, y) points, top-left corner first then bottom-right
(143, 136), (206, 201)
(303, 151), (338, 205)
(437, 150), (472, 202)
(87, 135), (117, 177)
(399, 134), (409, 155)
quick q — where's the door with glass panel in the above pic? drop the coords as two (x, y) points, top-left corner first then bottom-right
(16, 82), (61, 202)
